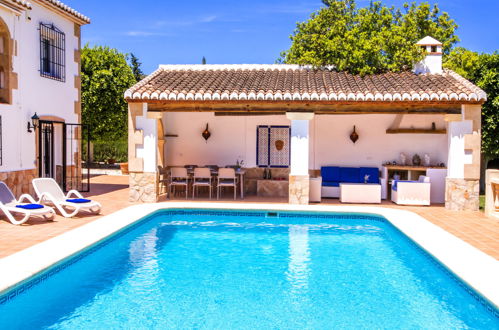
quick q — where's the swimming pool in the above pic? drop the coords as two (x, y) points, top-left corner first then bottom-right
(0, 209), (498, 328)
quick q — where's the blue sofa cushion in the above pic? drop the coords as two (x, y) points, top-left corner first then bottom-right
(321, 167), (340, 182)
(339, 167), (360, 183)
(359, 167), (380, 184)
(322, 181), (340, 187)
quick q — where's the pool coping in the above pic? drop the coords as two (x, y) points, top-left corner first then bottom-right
(0, 202), (498, 309)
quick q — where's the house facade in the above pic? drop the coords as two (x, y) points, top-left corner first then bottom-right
(0, 0), (89, 196)
(125, 37), (485, 211)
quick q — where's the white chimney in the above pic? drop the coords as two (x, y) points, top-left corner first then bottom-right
(414, 36), (443, 74)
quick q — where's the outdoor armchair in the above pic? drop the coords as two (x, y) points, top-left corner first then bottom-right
(0, 181), (55, 225)
(391, 175), (431, 206)
(32, 178), (102, 218)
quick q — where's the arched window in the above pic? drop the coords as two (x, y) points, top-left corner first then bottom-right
(0, 18), (12, 104)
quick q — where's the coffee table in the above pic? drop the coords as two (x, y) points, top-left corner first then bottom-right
(340, 183), (381, 204)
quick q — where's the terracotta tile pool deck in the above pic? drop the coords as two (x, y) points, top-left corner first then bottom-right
(0, 175), (497, 260)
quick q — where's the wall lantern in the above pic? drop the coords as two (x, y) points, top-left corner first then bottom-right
(350, 125), (359, 143)
(202, 123), (211, 142)
(27, 112), (39, 133)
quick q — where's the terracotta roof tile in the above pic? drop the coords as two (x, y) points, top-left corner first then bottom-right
(6, 0), (32, 10)
(125, 64), (486, 103)
(37, 0), (90, 24)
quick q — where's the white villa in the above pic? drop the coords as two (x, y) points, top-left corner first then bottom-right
(125, 37), (486, 211)
(0, 0), (89, 196)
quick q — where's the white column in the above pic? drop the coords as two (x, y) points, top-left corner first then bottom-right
(447, 120), (472, 179)
(287, 112), (314, 175)
(287, 112), (314, 205)
(136, 108), (159, 173)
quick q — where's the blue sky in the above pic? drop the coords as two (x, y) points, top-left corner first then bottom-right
(64, 0), (499, 74)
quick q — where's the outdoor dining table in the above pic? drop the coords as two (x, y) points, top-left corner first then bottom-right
(185, 168), (246, 199)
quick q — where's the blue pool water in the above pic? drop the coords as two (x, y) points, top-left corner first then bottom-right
(0, 210), (498, 329)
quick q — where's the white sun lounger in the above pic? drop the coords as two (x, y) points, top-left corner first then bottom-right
(32, 178), (101, 218)
(0, 182), (55, 225)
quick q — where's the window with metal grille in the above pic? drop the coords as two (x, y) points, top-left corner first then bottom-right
(256, 125), (290, 168)
(39, 23), (65, 82)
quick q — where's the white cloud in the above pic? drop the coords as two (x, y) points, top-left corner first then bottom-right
(200, 15), (217, 23)
(125, 31), (172, 37)
(153, 15), (218, 28)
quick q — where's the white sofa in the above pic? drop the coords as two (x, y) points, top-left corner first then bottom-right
(391, 176), (431, 206)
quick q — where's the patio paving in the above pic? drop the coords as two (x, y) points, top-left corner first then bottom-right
(0, 175), (497, 260)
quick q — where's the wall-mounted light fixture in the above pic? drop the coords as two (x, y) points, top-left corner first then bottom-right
(202, 123), (211, 142)
(27, 112), (39, 133)
(350, 125), (359, 143)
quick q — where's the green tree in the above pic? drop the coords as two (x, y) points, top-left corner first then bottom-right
(280, 0), (458, 75)
(445, 48), (499, 162)
(81, 45), (136, 142)
(130, 53), (145, 82)
(202, 56), (207, 64)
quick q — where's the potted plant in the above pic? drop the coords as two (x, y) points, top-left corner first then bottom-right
(235, 158), (244, 171)
(120, 162), (129, 175)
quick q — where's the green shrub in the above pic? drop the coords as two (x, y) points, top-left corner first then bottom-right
(83, 139), (128, 163)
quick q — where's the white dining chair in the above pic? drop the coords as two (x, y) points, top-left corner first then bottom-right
(217, 168), (237, 200)
(169, 167), (189, 199)
(192, 167), (212, 199)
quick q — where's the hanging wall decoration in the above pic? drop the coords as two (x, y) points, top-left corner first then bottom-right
(275, 139), (284, 151)
(350, 125), (359, 143)
(202, 123), (211, 142)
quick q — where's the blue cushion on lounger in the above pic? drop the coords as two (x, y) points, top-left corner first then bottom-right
(321, 167), (340, 182)
(66, 198), (91, 203)
(16, 204), (44, 210)
(339, 167), (360, 183)
(322, 181), (340, 187)
(359, 167), (380, 184)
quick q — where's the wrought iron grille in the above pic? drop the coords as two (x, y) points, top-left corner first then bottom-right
(256, 125), (290, 168)
(39, 23), (65, 82)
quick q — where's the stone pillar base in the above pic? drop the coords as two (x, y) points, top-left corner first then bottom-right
(289, 175), (309, 205)
(129, 172), (158, 203)
(445, 178), (479, 211)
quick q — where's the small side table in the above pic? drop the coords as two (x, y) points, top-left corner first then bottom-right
(340, 183), (381, 204)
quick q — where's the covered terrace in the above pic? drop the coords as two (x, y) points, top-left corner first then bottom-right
(124, 60), (485, 210)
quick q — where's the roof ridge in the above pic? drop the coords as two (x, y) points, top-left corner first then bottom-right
(158, 64), (335, 71)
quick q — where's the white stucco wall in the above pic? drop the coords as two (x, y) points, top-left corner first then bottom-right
(0, 3), (81, 173)
(135, 105), (158, 173)
(162, 112), (449, 169)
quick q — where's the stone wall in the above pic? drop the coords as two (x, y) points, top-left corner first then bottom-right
(244, 167), (289, 195)
(0, 169), (37, 197)
(289, 175), (309, 205)
(445, 178), (479, 211)
(129, 172), (158, 203)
